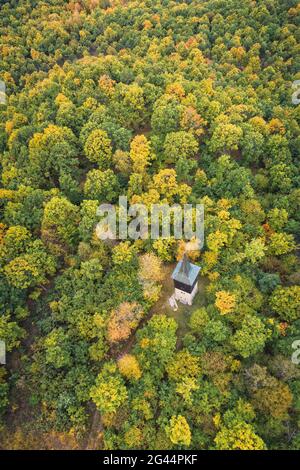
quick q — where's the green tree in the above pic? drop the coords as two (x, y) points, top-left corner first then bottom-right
(41, 196), (80, 255)
(188, 307), (209, 334)
(0, 313), (25, 351)
(29, 124), (78, 185)
(165, 415), (191, 447)
(135, 315), (177, 377)
(0, 225), (32, 262)
(267, 232), (296, 256)
(78, 200), (99, 242)
(163, 131), (198, 164)
(4, 246), (56, 289)
(230, 315), (270, 358)
(167, 350), (200, 382)
(84, 169), (119, 202)
(151, 95), (182, 135)
(214, 422), (265, 450)
(270, 286), (300, 322)
(241, 238), (266, 263)
(90, 362), (128, 414)
(252, 378), (293, 420)
(209, 122), (243, 154)
(84, 129), (112, 169)
(44, 328), (72, 369)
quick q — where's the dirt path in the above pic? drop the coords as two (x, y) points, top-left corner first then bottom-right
(3, 314), (39, 433)
(82, 403), (102, 450)
(3, 263), (205, 449)
(83, 264), (175, 450)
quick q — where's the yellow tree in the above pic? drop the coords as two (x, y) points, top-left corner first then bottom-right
(138, 253), (164, 283)
(118, 354), (142, 380)
(165, 415), (191, 447)
(107, 302), (144, 343)
(215, 291), (236, 315)
(138, 253), (165, 303)
(84, 129), (112, 169)
(130, 135), (152, 174)
(214, 422), (265, 450)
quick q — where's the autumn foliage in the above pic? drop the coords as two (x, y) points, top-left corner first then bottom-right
(107, 302), (144, 343)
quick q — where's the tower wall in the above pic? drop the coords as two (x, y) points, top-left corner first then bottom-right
(174, 282), (198, 306)
(173, 278), (198, 294)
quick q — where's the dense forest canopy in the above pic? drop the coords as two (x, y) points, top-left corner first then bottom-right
(0, 0), (300, 450)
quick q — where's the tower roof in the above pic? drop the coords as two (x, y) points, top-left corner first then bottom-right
(172, 254), (201, 286)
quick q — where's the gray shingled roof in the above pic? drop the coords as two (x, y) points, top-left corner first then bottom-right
(172, 254), (201, 286)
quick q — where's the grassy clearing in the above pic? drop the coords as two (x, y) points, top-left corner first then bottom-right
(152, 263), (209, 347)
